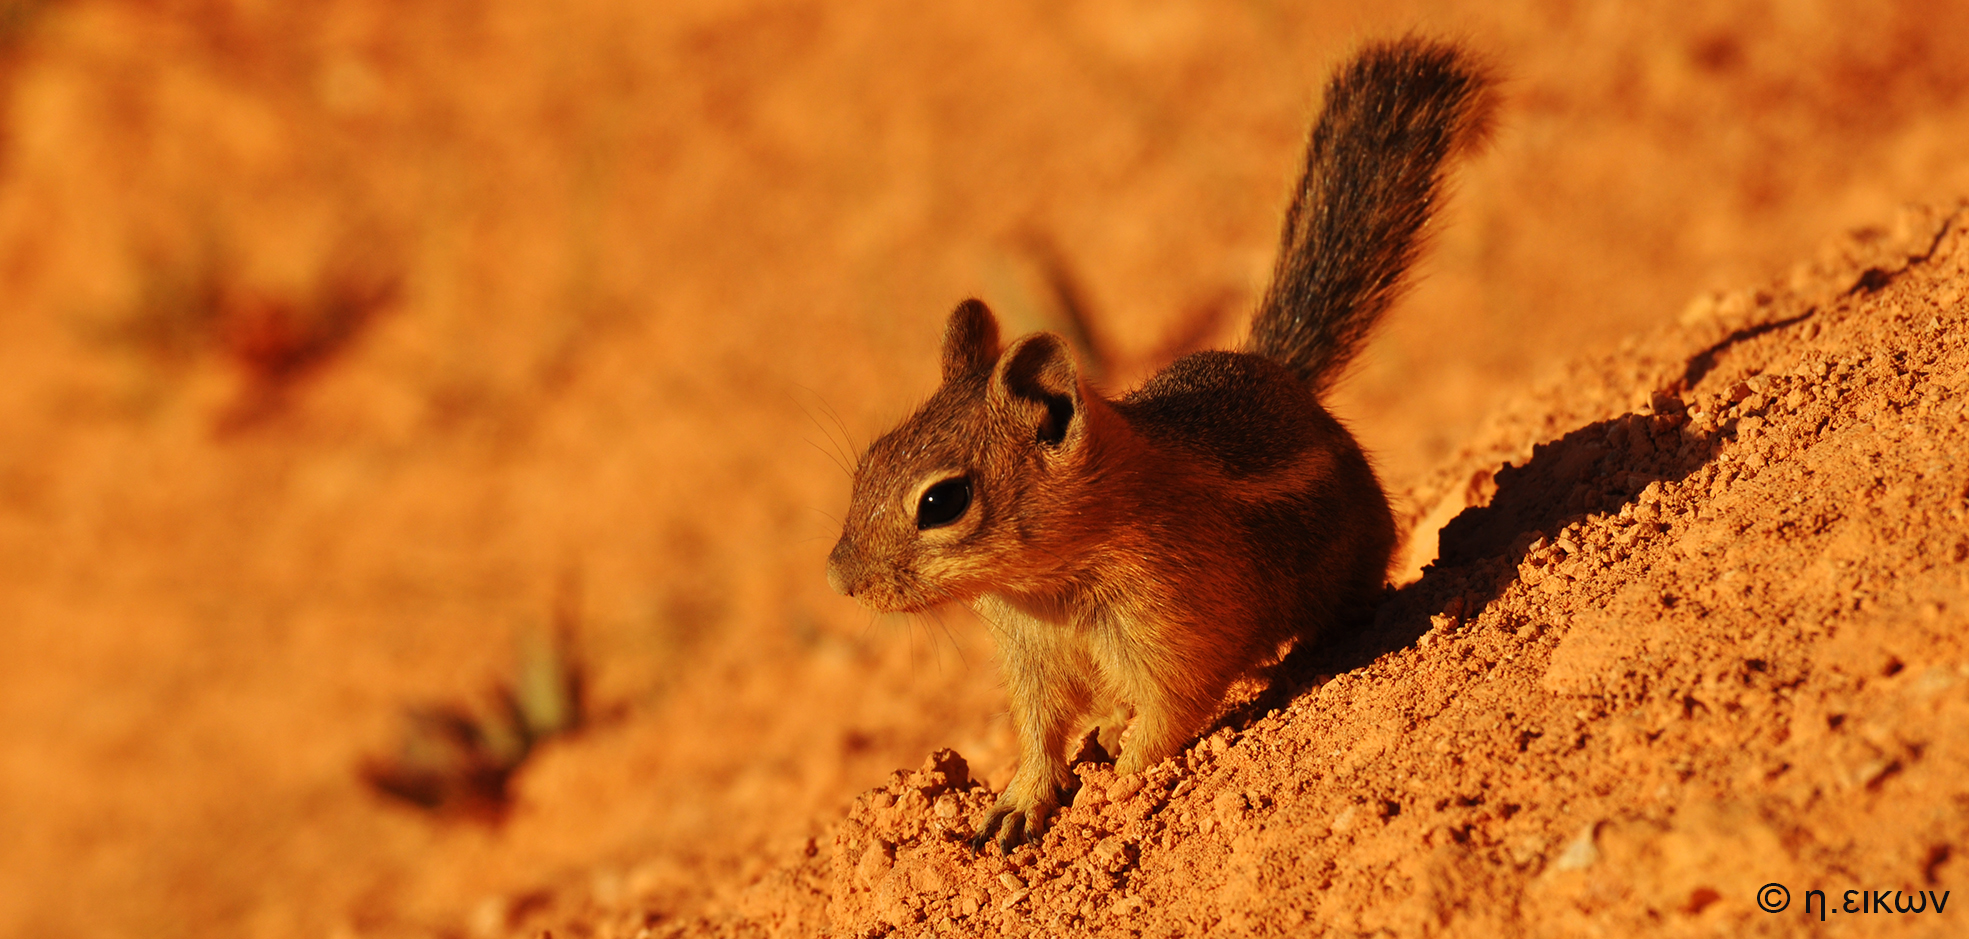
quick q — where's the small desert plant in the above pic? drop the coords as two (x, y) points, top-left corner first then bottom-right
(362, 624), (584, 822)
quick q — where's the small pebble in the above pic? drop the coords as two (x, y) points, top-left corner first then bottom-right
(1107, 776), (1143, 802)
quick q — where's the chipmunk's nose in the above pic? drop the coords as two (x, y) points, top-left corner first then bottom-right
(825, 540), (856, 597)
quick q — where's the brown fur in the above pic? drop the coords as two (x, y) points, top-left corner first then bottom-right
(826, 37), (1496, 852)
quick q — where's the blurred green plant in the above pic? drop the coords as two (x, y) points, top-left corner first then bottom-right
(362, 623), (585, 822)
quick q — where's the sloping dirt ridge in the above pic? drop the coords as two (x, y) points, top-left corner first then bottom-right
(556, 203), (1967, 939)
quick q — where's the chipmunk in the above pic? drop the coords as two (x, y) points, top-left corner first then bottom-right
(826, 37), (1495, 852)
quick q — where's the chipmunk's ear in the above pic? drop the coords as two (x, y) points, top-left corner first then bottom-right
(941, 299), (1001, 383)
(990, 333), (1082, 449)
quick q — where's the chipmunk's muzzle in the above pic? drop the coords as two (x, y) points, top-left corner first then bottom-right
(826, 538), (931, 613)
(825, 539), (859, 597)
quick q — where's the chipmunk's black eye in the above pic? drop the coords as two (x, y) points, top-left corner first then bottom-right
(916, 477), (972, 530)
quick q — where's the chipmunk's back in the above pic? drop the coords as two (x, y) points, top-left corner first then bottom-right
(1114, 349), (1394, 649)
(1119, 351), (1344, 478)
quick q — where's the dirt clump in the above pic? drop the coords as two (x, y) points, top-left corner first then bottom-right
(538, 205), (1969, 938)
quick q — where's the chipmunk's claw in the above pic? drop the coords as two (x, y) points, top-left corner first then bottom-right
(971, 798), (1052, 854)
(969, 807), (1015, 854)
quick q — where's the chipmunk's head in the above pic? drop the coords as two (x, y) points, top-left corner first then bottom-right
(826, 299), (1106, 613)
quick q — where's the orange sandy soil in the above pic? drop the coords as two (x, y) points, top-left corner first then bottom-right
(679, 205), (1969, 938)
(2, 2), (1968, 938)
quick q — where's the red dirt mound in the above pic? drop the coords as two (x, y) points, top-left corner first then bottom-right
(540, 205), (1969, 937)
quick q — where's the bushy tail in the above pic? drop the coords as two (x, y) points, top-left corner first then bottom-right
(1246, 36), (1496, 395)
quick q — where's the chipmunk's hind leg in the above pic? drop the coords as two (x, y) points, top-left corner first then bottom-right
(1115, 688), (1220, 775)
(1108, 650), (1230, 775)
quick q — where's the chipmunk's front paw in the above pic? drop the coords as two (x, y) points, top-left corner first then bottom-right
(970, 792), (1057, 854)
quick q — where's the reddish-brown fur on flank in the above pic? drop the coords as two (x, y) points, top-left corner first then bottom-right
(827, 36), (1496, 853)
